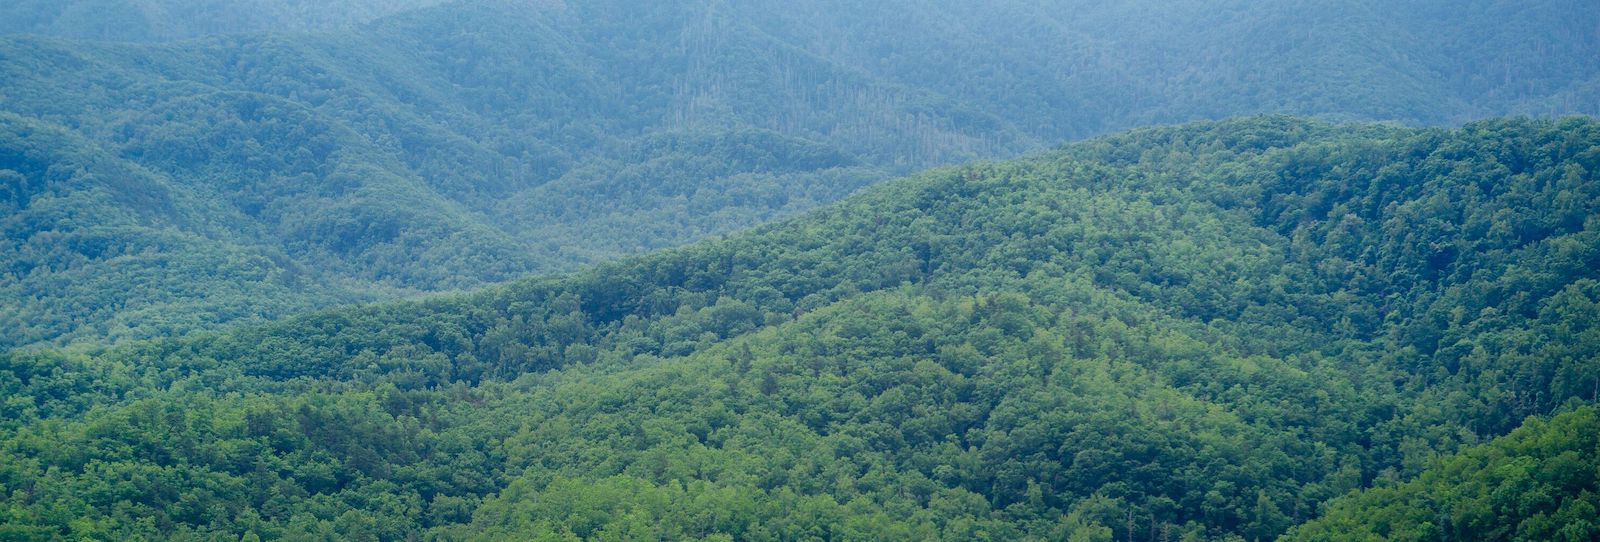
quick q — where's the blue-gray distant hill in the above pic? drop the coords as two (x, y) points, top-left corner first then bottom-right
(0, 0), (449, 41)
(1, 0), (1596, 347)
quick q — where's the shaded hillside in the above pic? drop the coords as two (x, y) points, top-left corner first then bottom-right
(0, 1), (991, 346)
(1, 118), (1596, 540)
(0, 0), (449, 41)
(0, 113), (379, 346)
(2, 0), (1595, 348)
(1287, 406), (1600, 541)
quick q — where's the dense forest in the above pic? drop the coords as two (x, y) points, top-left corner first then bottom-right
(0, 0), (449, 41)
(3, 1), (1597, 539)
(2, 118), (1596, 540)
(2, 0), (1597, 348)
(1288, 406), (1600, 541)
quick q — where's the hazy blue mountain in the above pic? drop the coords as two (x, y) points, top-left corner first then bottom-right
(0, 0), (450, 41)
(1, 0), (1594, 348)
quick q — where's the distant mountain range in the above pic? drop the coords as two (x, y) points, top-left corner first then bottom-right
(0, 0), (451, 41)
(2, 0), (1595, 349)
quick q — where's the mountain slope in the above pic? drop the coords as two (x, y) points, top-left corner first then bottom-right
(2, 0), (1596, 348)
(0, 0), (449, 41)
(0, 2), (987, 347)
(1286, 406), (1600, 542)
(2, 117), (1596, 540)
(732, 0), (1600, 137)
(0, 112), (378, 346)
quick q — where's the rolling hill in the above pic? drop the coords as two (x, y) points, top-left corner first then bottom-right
(2, 0), (1597, 348)
(0, 0), (450, 41)
(2, 117), (1596, 540)
(1288, 405), (1600, 541)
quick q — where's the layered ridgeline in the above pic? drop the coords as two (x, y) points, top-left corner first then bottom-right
(3, 0), (1598, 348)
(0, 0), (966, 347)
(0, 0), (449, 41)
(2, 117), (1596, 540)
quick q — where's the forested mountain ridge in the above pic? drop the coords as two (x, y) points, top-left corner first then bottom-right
(0, 0), (1017, 348)
(2, 0), (1597, 348)
(2, 117), (1596, 540)
(0, 113), (375, 346)
(0, 0), (450, 42)
(1287, 406), (1600, 541)
(733, 0), (1600, 135)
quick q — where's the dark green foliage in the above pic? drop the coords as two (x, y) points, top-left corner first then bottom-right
(1, 118), (1596, 540)
(3, 0), (1597, 348)
(1286, 406), (1600, 542)
(0, 113), (373, 348)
